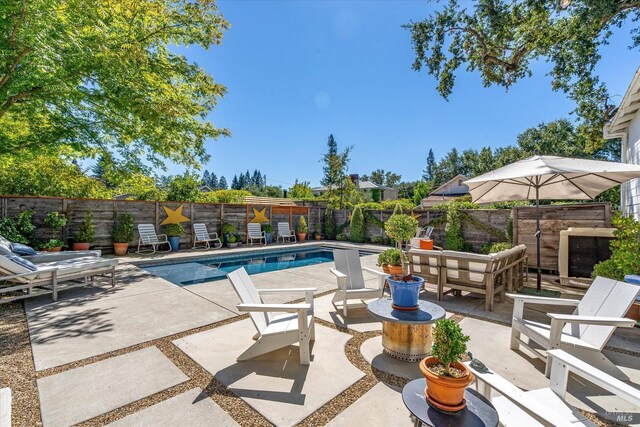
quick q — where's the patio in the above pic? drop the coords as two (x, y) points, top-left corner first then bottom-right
(1, 244), (640, 426)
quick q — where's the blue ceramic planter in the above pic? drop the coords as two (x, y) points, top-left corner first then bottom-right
(168, 236), (180, 251)
(388, 275), (424, 308)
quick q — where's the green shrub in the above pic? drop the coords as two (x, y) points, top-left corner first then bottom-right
(384, 248), (406, 266)
(371, 188), (381, 202)
(261, 223), (273, 233)
(357, 202), (383, 210)
(44, 212), (67, 239)
(41, 239), (66, 250)
(227, 234), (237, 243)
(296, 216), (308, 234)
(221, 223), (236, 235)
(479, 242), (513, 254)
(377, 251), (389, 266)
(392, 203), (403, 215)
(431, 319), (470, 377)
(336, 233), (348, 241)
(384, 214), (419, 249)
(76, 211), (95, 243)
(349, 206), (366, 243)
(371, 236), (384, 245)
(163, 223), (184, 237)
(592, 214), (640, 280)
(382, 199), (414, 211)
(506, 214), (514, 244)
(324, 208), (336, 239)
(112, 213), (134, 243)
(0, 210), (35, 244)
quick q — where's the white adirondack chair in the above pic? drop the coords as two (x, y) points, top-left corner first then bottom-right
(508, 276), (640, 379)
(330, 249), (387, 316)
(227, 267), (317, 365)
(277, 222), (296, 243)
(136, 224), (171, 254)
(192, 223), (222, 250)
(247, 223), (266, 246)
(467, 349), (640, 427)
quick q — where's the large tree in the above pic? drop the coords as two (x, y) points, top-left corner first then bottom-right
(0, 0), (230, 168)
(406, 0), (639, 150)
(320, 134), (352, 209)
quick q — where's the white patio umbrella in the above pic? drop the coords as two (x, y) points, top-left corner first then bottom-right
(464, 154), (640, 290)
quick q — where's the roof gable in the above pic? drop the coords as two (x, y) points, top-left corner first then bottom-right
(429, 174), (469, 196)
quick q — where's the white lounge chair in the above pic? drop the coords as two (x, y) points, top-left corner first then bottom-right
(277, 222), (296, 243)
(330, 249), (387, 317)
(247, 223), (266, 246)
(136, 224), (171, 254)
(467, 349), (640, 426)
(415, 226), (434, 239)
(0, 254), (117, 303)
(227, 267), (316, 365)
(192, 223), (222, 250)
(508, 276), (639, 379)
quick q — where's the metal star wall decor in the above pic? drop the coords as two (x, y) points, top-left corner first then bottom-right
(249, 207), (269, 224)
(160, 204), (190, 225)
(411, 210), (421, 220)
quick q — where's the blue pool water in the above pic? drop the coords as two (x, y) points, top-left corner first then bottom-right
(142, 248), (360, 286)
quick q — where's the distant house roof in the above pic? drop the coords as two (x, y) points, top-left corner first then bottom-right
(429, 174), (469, 197)
(198, 185), (213, 192)
(421, 195), (461, 208)
(243, 196), (297, 206)
(312, 180), (392, 192)
(606, 67), (640, 135)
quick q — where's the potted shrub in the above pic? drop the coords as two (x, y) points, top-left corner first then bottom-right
(384, 214), (419, 251)
(385, 249), (424, 308)
(73, 211), (95, 250)
(419, 319), (473, 412)
(43, 212), (68, 252)
(112, 213), (134, 256)
(296, 216), (308, 242)
(227, 234), (239, 248)
(314, 223), (322, 240)
(221, 223), (236, 246)
(164, 223), (184, 251)
(386, 248), (405, 275)
(376, 249), (392, 273)
(262, 223), (273, 244)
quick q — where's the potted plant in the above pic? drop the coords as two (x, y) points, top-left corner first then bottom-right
(227, 234), (239, 248)
(221, 223), (236, 246)
(384, 214), (419, 251)
(377, 249), (392, 273)
(262, 223), (273, 244)
(73, 211), (95, 250)
(314, 223), (322, 240)
(385, 249), (424, 309)
(163, 223), (184, 251)
(43, 212), (68, 251)
(296, 216), (308, 242)
(112, 213), (134, 256)
(419, 319), (473, 412)
(386, 248), (405, 275)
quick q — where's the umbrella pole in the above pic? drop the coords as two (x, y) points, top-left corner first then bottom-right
(536, 180), (541, 291)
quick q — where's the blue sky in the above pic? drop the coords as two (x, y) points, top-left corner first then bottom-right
(169, 0), (640, 188)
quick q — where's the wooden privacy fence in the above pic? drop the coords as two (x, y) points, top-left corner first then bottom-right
(513, 203), (612, 271)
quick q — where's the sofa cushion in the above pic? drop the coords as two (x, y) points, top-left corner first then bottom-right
(35, 257), (118, 279)
(0, 238), (13, 256)
(0, 254), (39, 283)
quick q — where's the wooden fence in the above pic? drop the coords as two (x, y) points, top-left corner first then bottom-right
(513, 203), (612, 271)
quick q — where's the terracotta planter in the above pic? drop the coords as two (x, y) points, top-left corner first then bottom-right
(419, 356), (473, 412)
(73, 242), (90, 251)
(50, 247), (62, 252)
(314, 234), (321, 240)
(296, 232), (306, 242)
(113, 243), (129, 256)
(388, 265), (403, 275)
(382, 264), (390, 274)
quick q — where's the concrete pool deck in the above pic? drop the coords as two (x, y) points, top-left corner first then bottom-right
(5, 244), (640, 426)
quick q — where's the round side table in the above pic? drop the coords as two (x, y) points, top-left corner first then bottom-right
(402, 378), (499, 427)
(367, 299), (446, 362)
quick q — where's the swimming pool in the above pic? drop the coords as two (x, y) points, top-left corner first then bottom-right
(142, 247), (369, 286)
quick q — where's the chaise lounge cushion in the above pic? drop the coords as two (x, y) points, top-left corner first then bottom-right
(34, 257), (118, 279)
(10, 243), (37, 256)
(0, 238), (12, 256)
(24, 250), (102, 263)
(0, 254), (39, 282)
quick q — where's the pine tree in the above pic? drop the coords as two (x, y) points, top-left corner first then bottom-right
(231, 175), (239, 190)
(252, 169), (262, 188)
(237, 173), (246, 189)
(244, 170), (251, 188)
(210, 173), (218, 189)
(349, 206), (366, 243)
(423, 149), (436, 181)
(219, 176), (228, 189)
(202, 170), (210, 186)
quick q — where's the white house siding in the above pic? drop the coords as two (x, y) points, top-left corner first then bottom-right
(625, 113), (640, 220)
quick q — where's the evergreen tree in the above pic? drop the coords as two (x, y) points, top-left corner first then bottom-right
(349, 206), (366, 243)
(218, 176), (228, 189)
(202, 170), (210, 186)
(210, 173), (218, 189)
(244, 170), (251, 188)
(252, 169), (262, 188)
(423, 149), (436, 181)
(231, 175), (239, 190)
(320, 134), (352, 209)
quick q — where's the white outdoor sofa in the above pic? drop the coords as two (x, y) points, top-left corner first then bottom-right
(0, 254), (118, 303)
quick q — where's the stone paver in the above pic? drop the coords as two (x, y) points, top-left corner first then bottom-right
(173, 320), (364, 427)
(327, 383), (412, 426)
(360, 336), (422, 380)
(38, 347), (188, 427)
(107, 388), (240, 427)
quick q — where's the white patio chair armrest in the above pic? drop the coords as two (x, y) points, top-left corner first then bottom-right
(209, 232), (219, 239)
(547, 349), (640, 406)
(330, 268), (347, 279)
(257, 288), (317, 294)
(362, 267), (387, 277)
(548, 313), (636, 327)
(157, 234), (168, 241)
(236, 303), (311, 313)
(506, 293), (580, 306)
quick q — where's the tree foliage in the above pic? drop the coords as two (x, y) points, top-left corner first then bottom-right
(0, 0), (230, 168)
(406, 0), (639, 149)
(320, 134), (353, 208)
(349, 205), (366, 243)
(289, 180), (314, 199)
